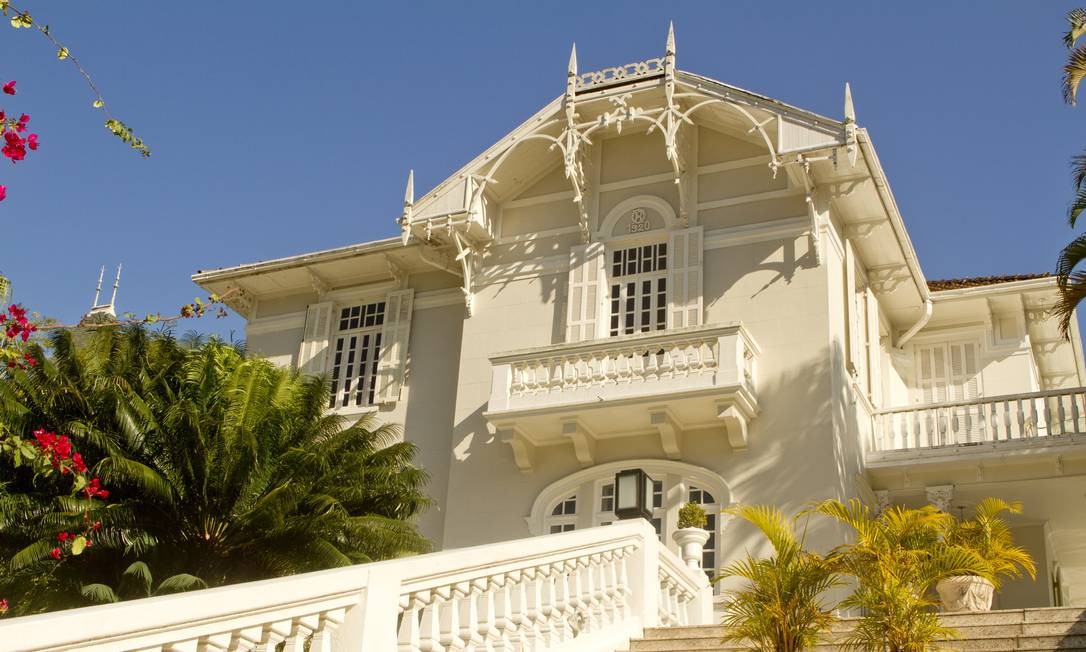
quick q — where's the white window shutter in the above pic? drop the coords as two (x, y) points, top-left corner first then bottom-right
(297, 301), (333, 375)
(376, 289), (414, 403)
(668, 226), (704, 329)
(566, 242), (604, 342)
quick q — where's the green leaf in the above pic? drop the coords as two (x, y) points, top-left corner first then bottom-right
(57, 47), (69, 60)
(71, 535), (86, 555)
(92, 99), (104, 109)
(72, 474), (87, 492)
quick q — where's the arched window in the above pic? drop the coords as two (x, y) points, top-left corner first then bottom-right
(528, 460), (731, 579)
(544, 494), (577, 534)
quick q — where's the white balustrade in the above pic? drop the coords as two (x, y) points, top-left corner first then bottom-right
(873, 387), (1086, 452)
(489, 323), (759, 415)
(0, 520), (711, 652)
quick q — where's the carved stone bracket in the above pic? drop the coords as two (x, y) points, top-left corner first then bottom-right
(451, 229), (484, 317)
(499, 425), (535, 473)
(717, 404), (749, 452)
(385, 254), (407, 288)
(649, 408), (683, 460)
(925, 484), (954, 512)
(868, 265), (910, 294)
(561, 418), (597, 468)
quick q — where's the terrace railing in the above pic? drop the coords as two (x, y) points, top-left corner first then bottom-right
(0, 520), (710, 652)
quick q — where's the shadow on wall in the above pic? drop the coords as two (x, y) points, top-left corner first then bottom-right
(709, 233), (814, 303)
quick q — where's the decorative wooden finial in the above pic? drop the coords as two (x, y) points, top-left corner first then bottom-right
(844, 82), (858, 167)
(400, 170), (414, 245)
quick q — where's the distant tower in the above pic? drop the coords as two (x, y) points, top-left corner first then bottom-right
(82, 264), (122, 323)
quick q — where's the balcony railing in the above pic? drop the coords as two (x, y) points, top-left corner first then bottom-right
(872, 387), (1086, 453)
(0, 520), (711, 652)
(486, 324), (759, 469)
(489, 323), (757, 413)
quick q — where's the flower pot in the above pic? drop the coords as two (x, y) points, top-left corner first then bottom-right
(672, 527), (711, 570)
(936, 575), (995, 612)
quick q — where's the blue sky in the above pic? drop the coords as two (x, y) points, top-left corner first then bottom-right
(0, 2), (1082, 339)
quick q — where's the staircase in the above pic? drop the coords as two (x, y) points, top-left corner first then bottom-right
(630, 607), (1086, 651)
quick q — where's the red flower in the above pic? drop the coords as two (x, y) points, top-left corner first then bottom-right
(26, 134), (38, 150)
(50, 547), (61, 560)
(3, 81), (16, 95)
(92, 521), (101, 531)
(71, 452), (86, 473)
(57, 532), (69, 542)
(54, 436), (72, 460)
(84, 540), (92, 548)
(0, 598), (8, 613)
(83, 477), (109, 500)
(13, 115), (28, 133)
(0, 185), (6, 202)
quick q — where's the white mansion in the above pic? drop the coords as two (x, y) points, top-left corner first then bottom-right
(5, 26), (1086, 652)
(189, 30), (1086, 613)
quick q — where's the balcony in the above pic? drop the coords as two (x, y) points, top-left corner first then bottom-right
(867, 388), (1086, 481)
(485, 323), (759, 472)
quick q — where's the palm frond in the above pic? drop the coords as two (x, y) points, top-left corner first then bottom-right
(1066, 9), (1086, 49)
(1064, 45), (1086, 105)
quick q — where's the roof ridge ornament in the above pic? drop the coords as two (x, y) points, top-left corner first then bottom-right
(844, 82), (857, 167)
(400, 169), (414, 246)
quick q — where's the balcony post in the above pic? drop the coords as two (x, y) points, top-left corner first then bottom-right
(490, 363), (512, 411)
(333, 566), (400, 651)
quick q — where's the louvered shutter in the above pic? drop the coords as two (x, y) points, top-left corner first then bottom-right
(375, 289), (414, 403)
(668, 226), (704, 329)
(948, 342), (980, 401)
(916, 344), (949, 404)
(298, 301), (334, 375)
(566, 242), (604, 342)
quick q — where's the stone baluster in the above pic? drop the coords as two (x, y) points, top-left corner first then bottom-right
(417, 592), (444, 652)
(281, 615), (318, 652)
(491, 576), (519, 651)
(508, 570), (539, 649)
(307, 609), (345, 652)
(455, 580), (486, 651)
(253, 620), (291, 652)
(584, 556), (604, 630)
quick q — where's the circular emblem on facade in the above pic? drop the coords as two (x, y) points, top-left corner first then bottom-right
(627, 207), (653, 233)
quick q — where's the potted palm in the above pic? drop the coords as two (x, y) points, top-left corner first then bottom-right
(672, 501), (710, 570)
(936, 498), (1036, 612)
(812, 499), (988, 651)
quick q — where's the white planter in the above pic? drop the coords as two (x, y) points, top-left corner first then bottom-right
(672, 527), (711, 570)
(936, 575), (995, 612)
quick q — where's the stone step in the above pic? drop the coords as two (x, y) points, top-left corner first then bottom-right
(633, 607), (1086, 651)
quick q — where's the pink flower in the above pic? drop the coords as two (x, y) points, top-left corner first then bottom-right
(3, 81), (16, 95)
(0, 185), (7, 202)
(26, 134), (38, 150)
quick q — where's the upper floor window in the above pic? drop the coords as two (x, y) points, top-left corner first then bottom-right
(609, 242), (667, 337)
(328, 301), (385, 409)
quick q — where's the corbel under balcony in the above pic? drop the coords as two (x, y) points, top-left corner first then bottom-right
(485, 323), (760, 472)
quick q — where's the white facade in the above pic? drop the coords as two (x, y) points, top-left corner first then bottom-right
(194, 30), (1086, 609)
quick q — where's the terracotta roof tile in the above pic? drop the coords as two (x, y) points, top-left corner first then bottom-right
(926, 273), (1053, 292)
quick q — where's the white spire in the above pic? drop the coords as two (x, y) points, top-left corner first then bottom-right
(91, 265), (105, 309)
(843, 82), (858, 168)
(666, 21), (676, 57)
(108, 263), (122, 307)
(568, 43), (578, 77)
(844, 82), (856, 124)
(400, 170), (414, 246)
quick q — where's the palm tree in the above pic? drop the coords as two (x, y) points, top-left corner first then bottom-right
(81, 560), (207, 604)
(942, 498), (1035, 590)
(1056, 9), (1086, 335)
(0, 326), (430, 614)
(717, 505), (840, 652)
(811, 500), (988, 652)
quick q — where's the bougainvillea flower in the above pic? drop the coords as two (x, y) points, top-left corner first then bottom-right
(26, 134), (38, 150)
(0, 598), (8, 613)
(50, 548), (61, 560)
(3, 81), (16, 95)
(57, 532), (69, 542)
(0, 185), (6, 202)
